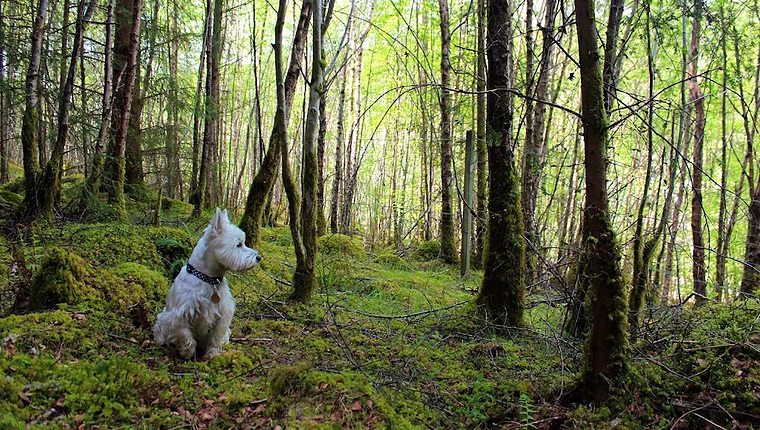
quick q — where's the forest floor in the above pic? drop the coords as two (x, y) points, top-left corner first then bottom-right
(0, 190), (759, 429)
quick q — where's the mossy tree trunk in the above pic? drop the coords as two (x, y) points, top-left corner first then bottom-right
(289, 0), (323, 303)
(192, 0), (223, 216)
(521, 0), (557, 284)
(573, 0), (630, 403)
(437, 0), (458, 265)
(36, 0), (98, 220)
(476, 0), (525, 328)
(0, 1), (11, 185)
(84, 0), (114, 198)
(239, 0), (311, 246)
(472, 0), (486, 270)
(105, 0), (142, 216)
(21, 0), (47, 216)
(688, 2), (707, 304)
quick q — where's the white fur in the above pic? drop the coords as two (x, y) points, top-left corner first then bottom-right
(154, 208), (261, 359)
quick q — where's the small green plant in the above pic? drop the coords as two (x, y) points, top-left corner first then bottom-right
(518, 392), (537, 428)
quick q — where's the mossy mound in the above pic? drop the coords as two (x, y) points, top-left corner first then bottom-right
(373, 250), (408, 268)
(28, 247), (167, 310)
(412, 239), (442, 261)
(267, 363), (410, 427)
(47, 223), (192, 275)
(28, 247), (103, 309)
(318, 234), (365, 259)
(109, 262), (169, 304)
(0, 189), (22, 213)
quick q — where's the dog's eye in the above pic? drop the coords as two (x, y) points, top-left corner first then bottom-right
(237, 242), (243, 248)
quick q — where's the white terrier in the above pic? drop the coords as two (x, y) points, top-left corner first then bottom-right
(154, 208), (261, 359)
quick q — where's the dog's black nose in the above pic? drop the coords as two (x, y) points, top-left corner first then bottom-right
(256, 255), (262, 262)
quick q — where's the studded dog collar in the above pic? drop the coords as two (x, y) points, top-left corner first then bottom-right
(186, 263), (224, 286)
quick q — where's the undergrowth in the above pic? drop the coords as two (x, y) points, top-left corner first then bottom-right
(0, 206), (758, 428)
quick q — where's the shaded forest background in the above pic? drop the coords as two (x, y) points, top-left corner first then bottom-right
(2, 0), (760, 304)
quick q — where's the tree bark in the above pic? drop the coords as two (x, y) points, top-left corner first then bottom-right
(193, 0), (224, 215)
(521, 0), (557, 283)
(476, 0), (525, 327)
(688, 3), (706, 303)
(0, 0), (11, 184)
(36, 0), (98, 220)
(84, 0), (115, 197)
(329, 62), (348, 234)
(573, 0), (630, 403)
(289, 0), (323, 302)
(21, 0), (48, 215)
(105, 0), (143, 215)
(437, 0), (458, 265)
(473, 0), (486, 269)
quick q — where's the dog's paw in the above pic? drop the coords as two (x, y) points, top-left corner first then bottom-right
(204, 347), (223, 359)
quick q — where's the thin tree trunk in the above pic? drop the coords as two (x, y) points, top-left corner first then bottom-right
(105, 0), (143, 215)
(193, 0), (223, 215)
(289, 0), (323, 302)
(688, 3), (706, 303)
(21, 0), (48, 215)
(572, 0), (630, 403)
(0, 0), (10, 184)
(239, 0), (311, 246)
(473, 0), (486, 268)
(437, 0), (457, 264)
(189, 1), (211, 207)
(84, 0), (114, 197)
(329, 62), (348, 234)
(36, 0), (98, 219)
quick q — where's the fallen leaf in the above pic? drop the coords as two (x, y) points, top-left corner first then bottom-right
(350, 400), (362, 411)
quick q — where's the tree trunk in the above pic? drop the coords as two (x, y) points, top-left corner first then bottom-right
(0, 0), (10, 184)
(36, 0), (98, 220)
(21, 0), (47, 215)
(473, 0), (486, 269)
(84, 0), (115, 197)
(573, 0), (630, 403)
(193, 0), (223, 215)
(166, 0), (181, 198)
(105, 0), (142, 215)
(329, 62), (348, 234)
(289, 0), (323, 302)
(189, 0), (211, 207)
(476, 0), (525, 327)
(437, 0), (458, 265)
(688, 3), (706, 303)
(239, 0), (311, 246)
(521, 0), (557, 283)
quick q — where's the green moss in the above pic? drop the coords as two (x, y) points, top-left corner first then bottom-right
(28, 247), (102, 309)
(318, 234), (365, 259)
(412, 240), (442, 261)
(373, 250), (409, 269)
(109, 262), (169, 304)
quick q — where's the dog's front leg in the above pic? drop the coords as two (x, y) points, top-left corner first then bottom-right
(205, 316), (232, 358)
(176, 327), (198, 360)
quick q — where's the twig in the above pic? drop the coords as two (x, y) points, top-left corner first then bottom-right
(339, 301), (468, 320)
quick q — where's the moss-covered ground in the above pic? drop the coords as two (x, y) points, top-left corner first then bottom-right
(0, 202), (758, 429)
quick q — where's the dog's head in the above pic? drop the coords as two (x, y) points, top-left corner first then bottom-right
(205, 208), (262, 272)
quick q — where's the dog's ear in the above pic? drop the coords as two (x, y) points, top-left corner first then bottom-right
(211, 207), (226, 234)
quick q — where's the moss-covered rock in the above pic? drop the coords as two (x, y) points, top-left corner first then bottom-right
(373, 250), (409, 269)
(46, 224), (192, 276)
(318, 234), (365, 259)
(412, 239), (442, 261)
(28, 247), (102, 309)
(28, 247), (168, 310)
(109, 262), (169, 304)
